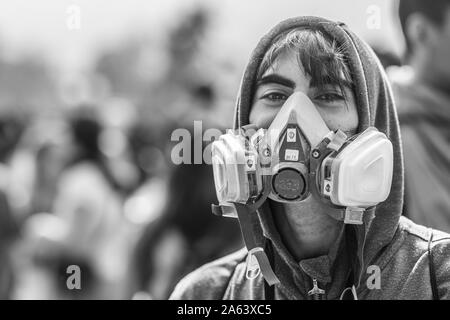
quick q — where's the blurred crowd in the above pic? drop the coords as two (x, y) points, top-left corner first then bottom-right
(0, 86), (243, 300)
(1, 0), (450, 300)
(0, 8), (242, 299)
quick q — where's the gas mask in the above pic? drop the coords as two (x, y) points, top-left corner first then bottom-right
(210, 92), (393, 285)
(212, 92), (393, 223)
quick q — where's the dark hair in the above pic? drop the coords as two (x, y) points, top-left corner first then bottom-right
(70, 115), (102, 161)
(67, 109), (123, 193)
(398, 0), (450, 55)
(256, 28), (353, 96)
(0, 115), (25, 163)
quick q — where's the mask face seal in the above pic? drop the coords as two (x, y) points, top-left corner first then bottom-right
(211, 92), (394, 223)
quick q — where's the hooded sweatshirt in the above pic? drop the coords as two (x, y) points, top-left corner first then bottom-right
(169, 16), (450, 300)
(389, 66), (450, 233)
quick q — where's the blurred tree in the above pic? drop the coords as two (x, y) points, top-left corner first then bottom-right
(94, 6), (227, 126)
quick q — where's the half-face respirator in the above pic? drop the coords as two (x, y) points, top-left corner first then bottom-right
(210, 92), (393, 285)
(212, 92), (393, 223)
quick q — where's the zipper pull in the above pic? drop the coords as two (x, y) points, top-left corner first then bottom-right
(308, 278), (325, 300)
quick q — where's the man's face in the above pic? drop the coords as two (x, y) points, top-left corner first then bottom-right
(249, 50), (358, 137)
(248, 50), (359, 220)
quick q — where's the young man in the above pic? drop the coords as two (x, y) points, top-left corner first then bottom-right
(170, 16), (450, 300)
(389, 0), (450, 232)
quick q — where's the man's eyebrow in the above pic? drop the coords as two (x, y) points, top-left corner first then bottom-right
(256, 74), (296, 89)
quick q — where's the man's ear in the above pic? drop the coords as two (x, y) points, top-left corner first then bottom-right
(405, 13), (436, 52)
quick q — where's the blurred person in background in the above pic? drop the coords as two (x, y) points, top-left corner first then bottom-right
(51, 105), (132, 298)
(388, 0), (450, 231)
(10, 105), (133, 299)
(132, 132), (242, 299)
(127, 121), (170, 191)
(0, 116), (68, 224)
(0, 114), (24, 298)
(122, 121), (170, 231)
(370, 45), (402, 70)
(11, 213), (99, 299)
(24, 119), (72, 216)
(122, 121), (170, 299)
(52, 106), (123, 249)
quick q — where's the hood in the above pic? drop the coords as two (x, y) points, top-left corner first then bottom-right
(233, 16), (404, 299)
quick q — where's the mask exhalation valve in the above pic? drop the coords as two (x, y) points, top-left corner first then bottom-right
(272, 168), (306, 200)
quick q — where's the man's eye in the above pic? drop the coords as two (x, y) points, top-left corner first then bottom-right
(315, 92), (345, 102)
(261, 92), (288, 102)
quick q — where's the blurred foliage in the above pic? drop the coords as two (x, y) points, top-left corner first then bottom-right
(94, 6), (235, 128)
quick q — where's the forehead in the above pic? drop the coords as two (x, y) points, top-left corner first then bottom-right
(261, 51), (311, 87)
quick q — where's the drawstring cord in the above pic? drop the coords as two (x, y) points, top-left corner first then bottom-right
(339, 285), (358, 300)
(356, 223), (368, 289)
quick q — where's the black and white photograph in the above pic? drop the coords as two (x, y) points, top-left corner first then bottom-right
(0, 0), (449, 306)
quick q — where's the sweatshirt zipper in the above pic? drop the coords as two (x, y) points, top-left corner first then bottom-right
(308, 278), (325, 300)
